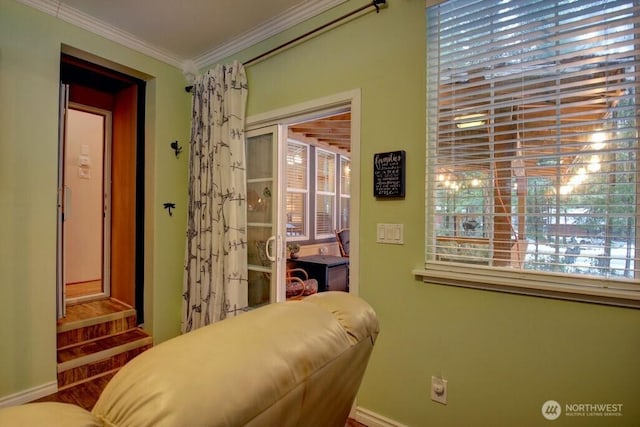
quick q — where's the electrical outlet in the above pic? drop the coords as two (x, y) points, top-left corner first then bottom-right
(431, 376), (448, 405)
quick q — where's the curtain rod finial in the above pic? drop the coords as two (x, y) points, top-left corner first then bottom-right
(183, 60), (197, 93)
(373, 0), (387, 12)
(182, 60), (197, 83)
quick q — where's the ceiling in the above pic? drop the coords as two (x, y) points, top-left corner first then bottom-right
(289, 112), (351, 154)
(19, 0), (347, 70)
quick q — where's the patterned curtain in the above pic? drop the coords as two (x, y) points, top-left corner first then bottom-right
(182, 62), (248, 332)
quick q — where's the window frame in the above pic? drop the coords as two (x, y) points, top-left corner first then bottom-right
(315, 148), (337, 239)
(416, 0), (640, 308)
(285, 140), (310, 241)
(339, 156), (351, 230)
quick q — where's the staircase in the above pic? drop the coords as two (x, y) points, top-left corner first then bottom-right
(56, 298), (152, 390)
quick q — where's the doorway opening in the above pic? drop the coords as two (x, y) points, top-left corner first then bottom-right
(57, 53), (146, 324)
(62, 105), (112, 301)
(246, 89), (360, 305)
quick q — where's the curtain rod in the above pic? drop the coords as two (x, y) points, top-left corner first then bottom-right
(185, 0), (387, 93)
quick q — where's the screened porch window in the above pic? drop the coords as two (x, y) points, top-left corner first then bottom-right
(423, 0), (640, 305)
(316, 149), (337, 238)
(339, 157), (351, 229)
(286, 141), (309, 239)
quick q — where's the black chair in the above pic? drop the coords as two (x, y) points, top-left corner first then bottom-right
(335, 228), (350, 258)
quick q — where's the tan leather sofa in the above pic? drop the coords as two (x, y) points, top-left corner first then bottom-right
(0, 291), (379, 427)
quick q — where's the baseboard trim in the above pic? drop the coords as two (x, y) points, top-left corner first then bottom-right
(0, 381), (58, 408)
(354, 406), (407, 427)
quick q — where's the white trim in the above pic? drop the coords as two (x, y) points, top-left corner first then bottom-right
(247, 89), (360, 127)
(0, 381), (58, 408)
(16, 0), (347, 72)
(414, 263), (640, 308)
(354, 406), (407, 427)
(16, 0), (184, 68)
(192, 0), (347, 69)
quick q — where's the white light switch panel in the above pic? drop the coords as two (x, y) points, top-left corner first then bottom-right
(376, 223), (404, 244)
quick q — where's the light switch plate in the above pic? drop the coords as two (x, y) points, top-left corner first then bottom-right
(376, 223), (404, 244)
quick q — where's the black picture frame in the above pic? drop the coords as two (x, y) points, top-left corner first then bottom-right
(373, 150), (406, 198)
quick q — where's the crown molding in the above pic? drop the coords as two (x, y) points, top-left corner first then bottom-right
(15, 0), (185, 68)
(191, 0), (347, 70)
(17, 0), (347, 76)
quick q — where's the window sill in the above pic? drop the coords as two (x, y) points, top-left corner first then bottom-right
(413, 262), (640, 309)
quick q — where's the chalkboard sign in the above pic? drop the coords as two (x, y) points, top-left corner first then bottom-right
(373, 150), (406, 198)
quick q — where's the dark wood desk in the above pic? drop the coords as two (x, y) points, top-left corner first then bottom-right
(292, 255), (349, 292)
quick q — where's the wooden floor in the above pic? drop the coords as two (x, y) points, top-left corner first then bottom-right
(34, 372), (116, 410)
(346, 418), (368, 427)
(66, 280), (102, 299)
(58, 298), (134, 326)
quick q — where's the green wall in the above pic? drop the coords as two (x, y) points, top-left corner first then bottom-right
(2, 0), (639, 424)
(219, 0), (640, 425)
(0, 0), (190, 399)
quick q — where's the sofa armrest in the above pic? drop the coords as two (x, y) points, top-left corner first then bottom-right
(303, 291), (380, 345)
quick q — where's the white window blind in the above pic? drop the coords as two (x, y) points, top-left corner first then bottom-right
(425, 0), (640, 305)
(316, 149), (336, 237)
(340, 157), (351, 229)
(286, 141), (308, 238)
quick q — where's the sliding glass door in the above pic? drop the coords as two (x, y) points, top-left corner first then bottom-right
(246, 126), (286, 306)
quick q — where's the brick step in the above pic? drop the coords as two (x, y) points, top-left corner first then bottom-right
(57, 299), (137, 349)
(57, 328), (152, 390)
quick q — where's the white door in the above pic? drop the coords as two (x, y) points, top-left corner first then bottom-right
(246, 126), (287, 306)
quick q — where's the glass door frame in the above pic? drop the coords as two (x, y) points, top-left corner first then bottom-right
(246, 125), (287, 304)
